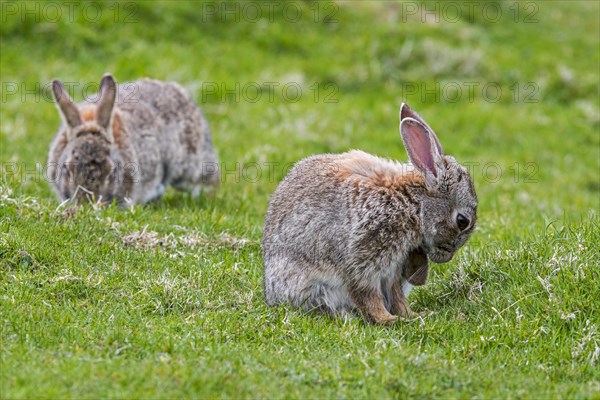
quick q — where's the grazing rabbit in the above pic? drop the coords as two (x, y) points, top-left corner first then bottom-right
(262, 103), (477, 324)
(47, 74), (219, 205)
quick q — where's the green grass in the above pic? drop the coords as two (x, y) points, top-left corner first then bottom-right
(1, 1), (599, 398)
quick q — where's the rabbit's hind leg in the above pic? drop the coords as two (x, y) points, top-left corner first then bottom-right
(172, 169), (219, 199)
(189, 183), (218, 198)
(264, 257), (350, 314)
(264, 256), (309, 307)
(142, 184), (166, 204)
(349, 284), (398, 325)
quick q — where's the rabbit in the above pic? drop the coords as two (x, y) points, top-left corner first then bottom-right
(262, 103), (477, 325)
(47, 74), (219, 205)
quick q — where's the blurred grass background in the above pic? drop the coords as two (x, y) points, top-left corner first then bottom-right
(1, 1), (599, 398)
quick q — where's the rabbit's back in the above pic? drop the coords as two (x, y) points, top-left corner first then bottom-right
(264, 150), (423, 249)
(264, 153), (352, 262)
(116, 79), (218, 198)
(117, 79), (211, 157)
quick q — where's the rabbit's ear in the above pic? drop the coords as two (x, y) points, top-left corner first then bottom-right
(52, 80), (82, 128)
(96, 74), (117, 129)
(400, 117), (443, 184)
(400, 103), (444, 156)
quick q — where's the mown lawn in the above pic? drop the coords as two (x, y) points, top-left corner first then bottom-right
(1, 1), (599, 398)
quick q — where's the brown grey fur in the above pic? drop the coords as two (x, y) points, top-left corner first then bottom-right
(262, 103), (477, 324)
(47, 74), (219, 205)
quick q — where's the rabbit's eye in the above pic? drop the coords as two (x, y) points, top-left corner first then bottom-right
(456, 213), (469, 230)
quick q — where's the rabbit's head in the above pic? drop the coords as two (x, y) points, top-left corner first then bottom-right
(52, 74), (118, 203)
(400, 104), (477, 263)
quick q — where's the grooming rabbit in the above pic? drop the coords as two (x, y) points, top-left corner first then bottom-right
(48, 74), (219, 205)
(262, 103), (477, 324)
